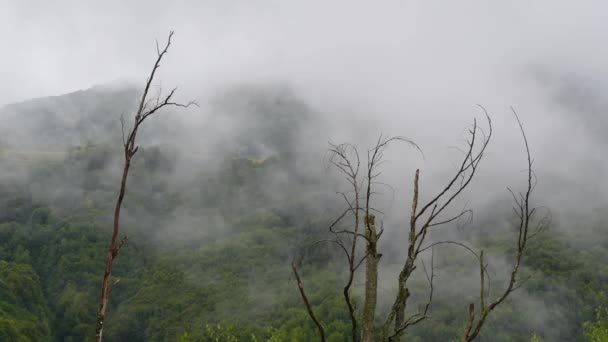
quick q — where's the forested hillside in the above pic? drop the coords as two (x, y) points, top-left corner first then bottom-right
(1, 84), (608, 342)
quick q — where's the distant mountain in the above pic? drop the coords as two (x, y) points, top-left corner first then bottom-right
(0, 82), (325, 158)
(0, 83), (139, 148)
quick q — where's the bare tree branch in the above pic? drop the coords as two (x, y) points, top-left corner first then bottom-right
(460, 108), (549, 342)
(380, 111), (492, 341)
(292, 262), (326, 342)
(95, 31), (195, 341)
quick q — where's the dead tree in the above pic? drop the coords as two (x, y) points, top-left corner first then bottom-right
(94, 31), (196, 341)
(381, 112), (492, 342)
(292, 136), (420, 342)
(293, 108), (545, 341)
(459, 109), (548, 342)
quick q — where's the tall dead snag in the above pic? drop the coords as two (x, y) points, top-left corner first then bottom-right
(362, 214), (378, 342)
(94, 31), (196, 341)
(294, 108), (543, 342)
(294, 108), (489, 341)
(460, 109), (548, 342)
(292, 137), (419, 342)
(360, 136), (418, 342)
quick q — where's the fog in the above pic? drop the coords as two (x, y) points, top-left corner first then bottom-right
(1, 1), (607, 340)
(3, 1), (607, 207)
(2, 0), (606, 263)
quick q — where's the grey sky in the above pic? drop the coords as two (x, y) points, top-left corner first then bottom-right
(1, 1), (605, 104)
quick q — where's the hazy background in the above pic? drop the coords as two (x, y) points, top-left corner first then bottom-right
(1, 0), (607, 240)
(2, 0), (607, 248)
(1, 2), (608, 340)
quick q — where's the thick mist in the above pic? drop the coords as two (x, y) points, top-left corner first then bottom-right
(1, 1), (607, 340)
(2, 1), (607, 211)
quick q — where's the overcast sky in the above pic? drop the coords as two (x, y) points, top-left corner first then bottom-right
(1, 1), (606, 104)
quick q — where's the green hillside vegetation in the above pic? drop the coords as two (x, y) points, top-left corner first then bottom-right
(0, 86), (607, 341)
(0, 145), (607, 341)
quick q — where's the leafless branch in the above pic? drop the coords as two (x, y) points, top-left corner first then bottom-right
(292, 262), (326, 342)
(461, 108), (548, 342)
(381, 110), (492, 341)
(95, 31), (195, 341)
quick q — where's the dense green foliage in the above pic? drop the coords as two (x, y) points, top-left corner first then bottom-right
(0, 260), (50, 341)
(584, 305), (608, 342)
(1, 146), (608, 341)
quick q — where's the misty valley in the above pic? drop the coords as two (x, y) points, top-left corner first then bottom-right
(1, 75), (607, 342)
(3, 3), (608, 342)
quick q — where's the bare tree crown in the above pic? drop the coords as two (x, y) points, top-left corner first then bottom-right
(292, 109), (547, 342)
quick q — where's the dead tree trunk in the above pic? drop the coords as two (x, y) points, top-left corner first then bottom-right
(95, 153), (131, 341)
(94, 31), (196, 342)
(393, 169), (419, 332)
(362, 214), (378, 342)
